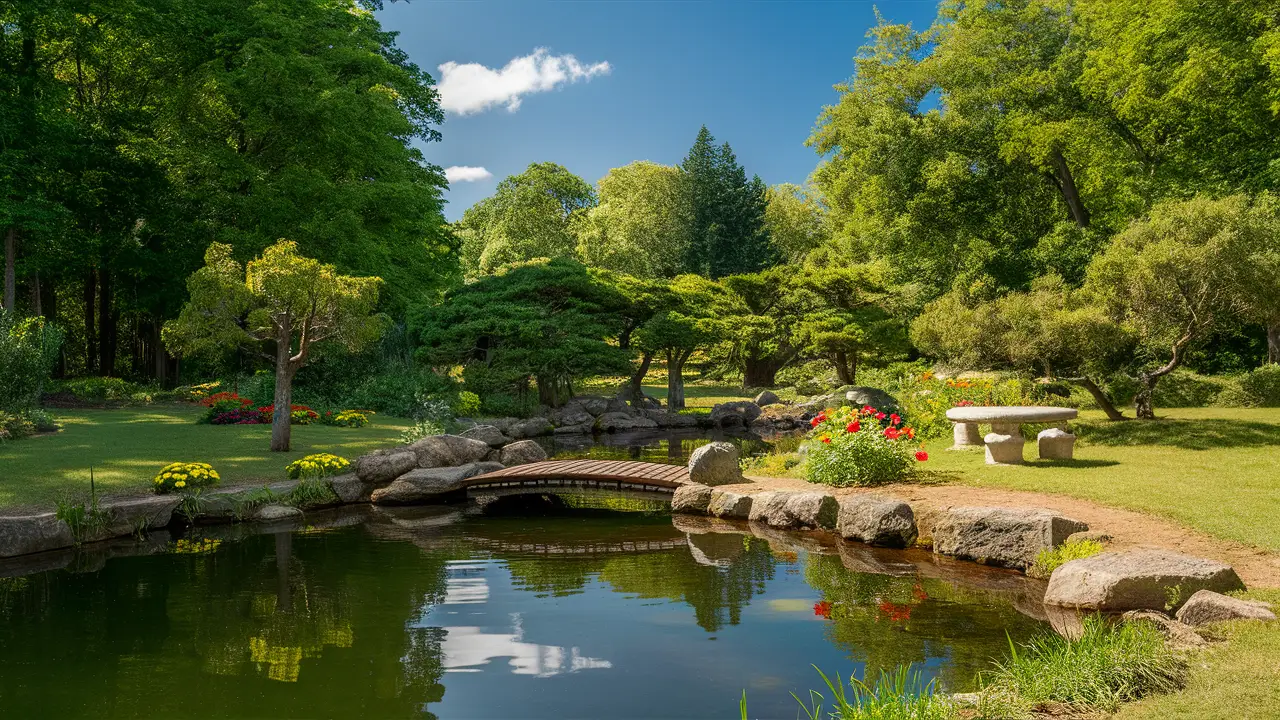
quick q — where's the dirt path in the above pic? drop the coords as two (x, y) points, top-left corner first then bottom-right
(729, 475), (1280, 589)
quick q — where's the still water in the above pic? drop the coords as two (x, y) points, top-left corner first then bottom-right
(0, 506), (1048, 719)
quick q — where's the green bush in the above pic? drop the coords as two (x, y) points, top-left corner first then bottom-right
(776, 359), (836, 396)
(805, 406), (922, 487)
(979, 615), (1185, 716)
(894, 373), (1039, 441)
(1026, 539), (1105, 579)
(453, 390), (481, 416)
(46, 376), (153, 403)
(1216, 364), (1280, 407)
(1150, 369), (1230, 408)
(1, 313), (63, 410)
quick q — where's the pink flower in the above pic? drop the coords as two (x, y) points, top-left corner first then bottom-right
(874, 412), (886, 421)
(890, 413), (901, 426)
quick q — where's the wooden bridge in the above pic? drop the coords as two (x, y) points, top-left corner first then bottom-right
(462, 460), (689, 501)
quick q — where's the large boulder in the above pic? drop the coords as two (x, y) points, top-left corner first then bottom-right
(844, 387), (899, 412)
(747, 492), (790, 524)
(643, 409), (699, 428)
(753, 390), (781, 406)
(407, 435), (493, 469)
(931, 506), (1088, 569)
(566, 395), (612, 417)
(370, 461), (504, 505)
(0, 513), (74, 558)
(671, 484), (714, 514)
(499, 439), (548, 466)
(549, 407), (595, 429)
(837, 495), (918, 548)
(781, 492), (839, 530)
(595, 412), (658, 432)
(460, 425), (510, 448)
(86, 496), (183, 542)
(329, 473), (372, 504)
(708, 401), (763, 427)
(354, 450), (417, 485)
(553, 421), (595, 435)
(1175, 590), (1276, 626)
(633, 393), (663, 410)
(707, 490), (753, 519)
(1044, 549), (1246, 611)
(687, 442), (744, 486)
(507, 417), (554, 439)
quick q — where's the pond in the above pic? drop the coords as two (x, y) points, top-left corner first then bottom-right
(0, 506), (1049, 719)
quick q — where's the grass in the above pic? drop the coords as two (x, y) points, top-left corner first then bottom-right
(742, 665), (957, 720)
(1026, 538), (1105, 579)
(0, 405), (412, 510)
(979, 615), (1187, 717)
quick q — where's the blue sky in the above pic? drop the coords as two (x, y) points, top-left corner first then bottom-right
(377, 1), (940, 220)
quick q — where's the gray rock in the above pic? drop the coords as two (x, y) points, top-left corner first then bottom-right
(481, 417), (520, 434)
(0, 513), (74, 558)
(253, 504), (303, 522)
(1121, 610), (1208, 647)
(1175, 590), (1275, 626)
(634, 394), (663, 410)
(781, 492), (839, 529)
(550, 408), (595, 428)
(460, 425), (510, 448)
(1044, 549), (1246, 611)
(567, 395), (611, 417)
(932, 506), (1088, 569)
(354, 450), (417, 485)
(508, 417), (554, 439)
(707, 490), (753, 519)
(329, 474), (371, 504)
(687, 442), (744, 486)
(671, 484), (714, 514)
(686, 532), (745, 567)
(844, 387), (899, 412)
(837, 495), (918, 548)
(86, 496), (183, 542)
(747, 492), (790, 524)
(370, 461), (503, 505)
(595, 411), (658, 432)
(753, 390), (781, 406)
(553, 422), (595, 435)
(500, 439), (547, 466)
(408, 434), (494, 468)
(708, 401), (763, 427)
(643, 409), (697, 428)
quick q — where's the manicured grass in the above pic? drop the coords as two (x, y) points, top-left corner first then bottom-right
(640, 382), (753, 408)
(0, 406), (412, 511)
(921, 407), (1280, 551)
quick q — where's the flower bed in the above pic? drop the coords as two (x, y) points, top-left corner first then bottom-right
(286, 453), (350, 479)
(319, 409), (371, 428)
(153, 462), (221, 494)
(259, 404), (319, 425)
(805, 404), (926, 487)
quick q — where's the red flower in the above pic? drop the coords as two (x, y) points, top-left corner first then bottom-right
(846, 420), (860, 433)
(883, 427), (900, 440)
(813, 601), (833, 619)
(912, 584), (929, 601)
(915, 450), (929, 462)
(810, 417), (821, 428)
(874, 412), (886, 420)
(905, 427), (915, 440)
(862, 405), (876, 414)
(821, 436), (832, 444)
(890, 413), (901, 425)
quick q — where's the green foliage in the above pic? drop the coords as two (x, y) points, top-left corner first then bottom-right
(786, 665), (958, 720)
(577, 161), (694, 278)
(285, 478), (339, 510)
(55, 494), (111, 544)
(681, 126), (775, 277)
(1148, 370), (1232, 409)
(895, 374), (1041, 441)
(980, 616), (1186, 716)
(453, 391), (481, 417)
(805, 406), (919, 487)
(0, 313), (62, 411)
(319, 410), (370, 428)
(0, 411), (35, 442)
(1217, 365), (1280, 408)
(764, 184), (829, 264)
(285, 453), (350, 480)
(1027, 540), (1105, 580)
(46, 377), (161, 404)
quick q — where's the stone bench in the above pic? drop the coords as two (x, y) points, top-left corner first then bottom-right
(945, 406), (1078, 464)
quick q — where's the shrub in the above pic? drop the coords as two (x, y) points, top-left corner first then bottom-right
(454, 390), (481, 417)
(979, 615), (1186, 716)
(285, 453), (350, 479)
(1216, 364), (1280, 407)
(0, 411), (37, 441)
(805, 405), (925, 487)
(180, 381), (224, 403)
(319, 409), (371, 427)
(153, 462), (221, 494)
(199, 392), (255, 423)
(210, 407), (268, 425)
(341, 364), (457, 417)
(894, 372), (1040, 440)
(1149, 369), (1229, 408)
(400, 418), (447, 444)
(0, 312), (62, 410)
(259, 404), (319, 425)
(1027, 539), (1105, 579)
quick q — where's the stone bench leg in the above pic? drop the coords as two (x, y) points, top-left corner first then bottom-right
(951, 422), (982, 449)
(984, 432), (1024, 465)
(1038, 427), (1076, 460)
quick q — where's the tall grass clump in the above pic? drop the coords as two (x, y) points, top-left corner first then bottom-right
(979, 616), (1186, 717)
(742, 665), (957, 720)
(1026, 539), (1105, 579)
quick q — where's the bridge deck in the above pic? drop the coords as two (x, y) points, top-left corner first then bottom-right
(465, 459), (690, 489)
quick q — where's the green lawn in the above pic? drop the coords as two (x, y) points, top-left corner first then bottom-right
(921, 407), (1280, 552)
(0, 406), (412, 511)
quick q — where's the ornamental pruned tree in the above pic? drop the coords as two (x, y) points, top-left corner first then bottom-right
(165, 241), (383, 451)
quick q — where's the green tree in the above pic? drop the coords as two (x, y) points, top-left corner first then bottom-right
(165, 241), (383, 450)
(634, 275), (733, 409)
(721, 267), (806, 388)
(576, 161), (694, 278)
(457, 163), (595, 278)
(795, 262), (907, 386)
(764, 184), (828, 264)
(412, 258), (629, 408)
(680, 126), (775, 278)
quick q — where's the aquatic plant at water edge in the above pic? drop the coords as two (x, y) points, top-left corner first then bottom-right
(153, 462), (221, 494)
(285, 478), (340, 509)
(285, 453), (350, 480)
(978, 615), (1186, 717)
(55, 472), (112, 542)
(741, 665), (957, 720)
(1026, 539), (1105, 579)
(806, 405), (926, 487)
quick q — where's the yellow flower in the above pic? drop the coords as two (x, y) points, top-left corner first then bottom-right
(175, 480), (186, 488)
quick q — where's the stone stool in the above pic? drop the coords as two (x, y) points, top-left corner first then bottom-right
(952, 422), (982, 448)
(1038, 427), (1076, 460)
(984, 432), (1024, 465)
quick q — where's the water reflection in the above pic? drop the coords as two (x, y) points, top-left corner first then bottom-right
(0, 508), (1050, 719)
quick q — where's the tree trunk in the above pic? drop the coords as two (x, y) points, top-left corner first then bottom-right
(84, 269), (97, 374)
(1268, 321), (1280, 365)
(98, 264), (115, 376)
(153, 321), (167, 386)
(1049, 148), (1090, 228)
(270, 323), (294, 452)
(667, 349), (688, 410)
(1072, 377), (1126, 421)
(536, 374), (564, 407)
(1134, 374), (1158, 420)
(626, 351), (653, 405)
(3, 228), (15, 311)
(833, 350), (858, 385)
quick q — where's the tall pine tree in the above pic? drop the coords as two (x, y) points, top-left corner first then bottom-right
(679, 126), (775, 278)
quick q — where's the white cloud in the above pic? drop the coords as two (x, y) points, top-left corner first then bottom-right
(438, 48), (611, 115)
(445, 166), (493, 183)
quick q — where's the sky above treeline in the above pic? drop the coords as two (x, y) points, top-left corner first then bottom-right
(378, 1), (939, 220)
